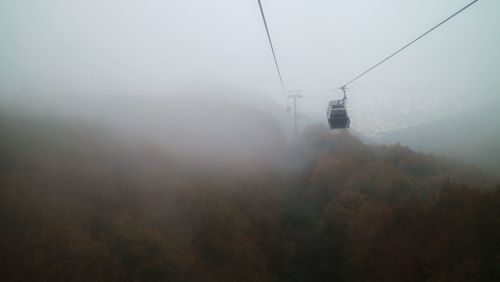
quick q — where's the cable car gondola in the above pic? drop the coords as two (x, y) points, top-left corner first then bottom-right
(327, 100), (350, 129)
(327, 86), (350, 129)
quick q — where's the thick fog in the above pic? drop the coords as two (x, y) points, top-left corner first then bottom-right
(1, 0), (499, 136)
(3, 2), (500, 280)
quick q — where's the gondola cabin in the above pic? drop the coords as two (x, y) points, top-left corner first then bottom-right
(327, 100), (350, 129)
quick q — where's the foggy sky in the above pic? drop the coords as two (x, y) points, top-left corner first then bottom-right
(1, 0), (499, 135)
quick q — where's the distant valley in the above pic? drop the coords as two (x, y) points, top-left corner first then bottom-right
(379, 100), (500, 176)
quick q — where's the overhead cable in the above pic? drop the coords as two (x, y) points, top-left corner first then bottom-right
(335, 0), (480, 91)
(257, 0), (287, 95)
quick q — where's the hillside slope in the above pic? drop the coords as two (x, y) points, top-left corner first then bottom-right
(0, 113), (499, 281)
(0, 91), (287, 166)
(379, 100), (500, 175)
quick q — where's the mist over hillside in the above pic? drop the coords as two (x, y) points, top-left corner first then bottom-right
(1, 109), (499, 281)
(379, 100), (500, 175)
(1, 0), (499, 280)
(0, 86), (294, 166)
(1, 87), (497, 282)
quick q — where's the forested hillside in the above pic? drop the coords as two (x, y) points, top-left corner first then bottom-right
(1, 114), (499, 281)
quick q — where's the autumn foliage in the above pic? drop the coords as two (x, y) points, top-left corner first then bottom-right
(1, 117), (499, 281)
